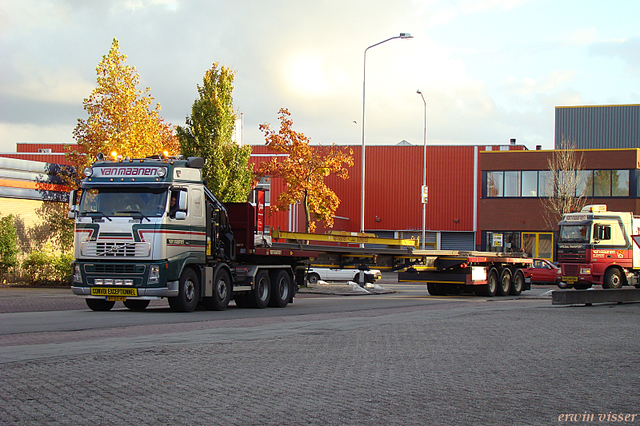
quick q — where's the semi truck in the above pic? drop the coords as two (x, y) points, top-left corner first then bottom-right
(68, 154), (325, 312)
(557, 204), (640, 289)
(68, 153), (423, 312)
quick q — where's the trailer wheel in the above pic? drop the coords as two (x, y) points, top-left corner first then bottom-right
(603, 268), (624, 289)
(86, 299), (115, 311)
(269, 270), (291, 308)
(248, 270), (271, 308)
(482, 268), (498, 297)
(123, 300), (150, 310)
(168, 268), (199, 312)
(203, 269), (231, 311)
(497, 268), (512, 296)
(510, 270), (525, 296)
(307, 273), (320, 285)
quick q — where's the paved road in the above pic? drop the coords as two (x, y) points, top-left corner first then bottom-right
(1, 284), (638, 425)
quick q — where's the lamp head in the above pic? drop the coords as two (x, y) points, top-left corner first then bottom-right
(399, 33), (413, 39)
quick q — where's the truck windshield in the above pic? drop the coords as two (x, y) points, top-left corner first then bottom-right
(79, 188), (168, 218)
(559, 224), (590, 243)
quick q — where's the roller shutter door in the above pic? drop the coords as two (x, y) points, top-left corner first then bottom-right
(440, 232), (475, 251)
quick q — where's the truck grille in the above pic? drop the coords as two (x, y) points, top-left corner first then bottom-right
(562, 264), (580, 276)
(90, 264), (143, 274)
(81, 242), (150, 257)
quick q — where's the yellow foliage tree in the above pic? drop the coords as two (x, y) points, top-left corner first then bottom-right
(66, 38), (178, 186)
(257, 108), (354, 233)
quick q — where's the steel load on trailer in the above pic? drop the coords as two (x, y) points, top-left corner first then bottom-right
(398, 250), (533, 296)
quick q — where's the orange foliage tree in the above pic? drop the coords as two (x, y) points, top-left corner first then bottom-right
(257, 108), (354, 233)
(66, 38), (178, 187)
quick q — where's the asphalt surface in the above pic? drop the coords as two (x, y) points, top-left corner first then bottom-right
(1, 280), (638, 425)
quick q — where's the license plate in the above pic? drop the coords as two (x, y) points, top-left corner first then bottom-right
(91, 287), (138, 297)
(107, 296), (127, 302)
(563, 276), (578, 283)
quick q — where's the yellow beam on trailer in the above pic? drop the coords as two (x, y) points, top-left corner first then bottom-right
(271, 229), (420, 248)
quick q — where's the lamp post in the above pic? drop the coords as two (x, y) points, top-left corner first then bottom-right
(360, 33), (413, 234)
(417, 89), (427, 250)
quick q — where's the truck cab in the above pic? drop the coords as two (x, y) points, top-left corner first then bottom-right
(557, 204), (640, 289)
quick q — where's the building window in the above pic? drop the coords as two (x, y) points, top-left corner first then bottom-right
(594, 170), (611, 197)
(521, 171), (538, 197)
(577, 170), (593, 197)
(249, 177), (271, 205)
(484, 169), (632, 199)
(538, 171), (554, 197)
(504, 171), (521, 197)
(486, 171), (503, 197)
(612, 170), (629, 196)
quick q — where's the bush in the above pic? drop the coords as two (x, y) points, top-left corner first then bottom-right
(0, 214), (19, 278)
(21, 245), (73, 285)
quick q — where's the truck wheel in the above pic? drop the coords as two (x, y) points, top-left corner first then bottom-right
(168, 268), (199, 312)
(497, 268), (512, 296)
(510, 270), (525, 296)
(269, 270), (291, 308)
(307, 273), (320, 285)
(203, 269), (231, 311)
(603, 268), (624, 289)
(86, 299), (115, 311)
(482, 268), (498, 297)
(248, 270), (271, 308)
(123, 300), (150, 310)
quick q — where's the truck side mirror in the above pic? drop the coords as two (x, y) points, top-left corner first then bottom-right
(68, 190), (78, 219)
(174, 211), (187, 220)
(178, 191), (188, 210)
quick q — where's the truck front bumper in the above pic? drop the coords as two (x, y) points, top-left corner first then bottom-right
(72, 280), (179, 299)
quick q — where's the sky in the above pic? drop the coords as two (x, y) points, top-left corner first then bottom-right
(1, 0), (639, 153)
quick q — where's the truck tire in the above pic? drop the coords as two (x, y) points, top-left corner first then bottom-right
(247, 270), (271, 308)
(168, 268), (199, 312)
(603, 268), (624, 289)
(307, 273), (320, 285)
(269, 270), (291, 308)
(86, 299), (115, 311)
(497, 268), (512, 296)
(123, 300), (150, 310)
(203, 269), (231, 311)
(482, 268), (498, 297)
(510, 270), (525, 296)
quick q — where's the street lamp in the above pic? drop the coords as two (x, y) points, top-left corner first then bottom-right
(360, 33), (413, 234)
(417, 89), (427, 250)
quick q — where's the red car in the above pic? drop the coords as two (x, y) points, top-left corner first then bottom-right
(523, 258), (560, 284)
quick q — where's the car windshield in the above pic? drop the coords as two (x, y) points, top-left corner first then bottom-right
(79, 187), (168, 218)
(559, 224), (590, 243)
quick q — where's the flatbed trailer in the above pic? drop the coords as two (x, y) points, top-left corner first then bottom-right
(398, 250), (533, 296)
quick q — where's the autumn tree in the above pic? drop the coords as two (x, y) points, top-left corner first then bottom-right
(541, 139), (588, 228)
(66, 38), (178, 186)
(257, 108), (354, 233)
(177, 63), (252, 202)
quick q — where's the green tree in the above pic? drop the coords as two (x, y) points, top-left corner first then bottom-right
(0, 214), (19, 278)
(36, 201), (75, 252)
(177, 62), (252, 202)
(66, 38), (179, 187)
(257, 108), (354, 233)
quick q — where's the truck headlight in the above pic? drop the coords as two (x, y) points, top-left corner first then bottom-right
(580, 268), (591, 275)
(73, 264), (82, 283)
(148, 265), (160, 284)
